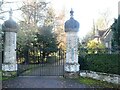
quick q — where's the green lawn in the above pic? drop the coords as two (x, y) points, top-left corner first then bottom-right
(2, 76), (17, 81)
(0, 70), (17, 81)
(78, 77), (120, 89)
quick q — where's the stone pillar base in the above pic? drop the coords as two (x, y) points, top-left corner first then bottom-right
(2, 64), (17, 71)
(64, 72), (79, 78)
(64, 63), (80, 78)
(65, 63), (80, 72)
(2, 64), (17, 77)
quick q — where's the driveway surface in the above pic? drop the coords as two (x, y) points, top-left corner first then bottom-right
(2, 76), (94, 88)
(2, 60), (96, 89)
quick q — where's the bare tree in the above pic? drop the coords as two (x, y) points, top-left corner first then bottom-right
(96, 9), (112, 30)
(54, 9), (66, 50)
(21, 1), (49, 26)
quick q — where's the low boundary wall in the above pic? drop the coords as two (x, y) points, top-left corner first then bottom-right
(80, 70), (120, 84)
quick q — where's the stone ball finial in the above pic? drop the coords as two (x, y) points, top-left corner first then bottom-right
(2, 9), (18, 33)
(64, 9), (79, 32)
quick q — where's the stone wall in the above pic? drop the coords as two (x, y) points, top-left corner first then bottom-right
(80, 70), (120, 84)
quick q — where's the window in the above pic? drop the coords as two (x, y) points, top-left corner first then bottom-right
(105, 42), (109, 48)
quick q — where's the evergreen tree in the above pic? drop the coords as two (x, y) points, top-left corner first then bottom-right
(36, 25), (58, 59)
(111, 17), (120, 50)
(116, 15), (120, 49)
(111, 19), (117, 48)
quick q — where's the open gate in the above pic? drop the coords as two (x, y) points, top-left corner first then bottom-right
(17, 46), (65, 76)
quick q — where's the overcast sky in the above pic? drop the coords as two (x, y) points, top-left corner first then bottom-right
(0, 0), (119, 39)
(50, 0), (119, 39)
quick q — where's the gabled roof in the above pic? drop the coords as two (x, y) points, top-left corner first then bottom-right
(102, 28), (111, 39)
(94, 27), (111, 39)
(99, 30), (106, 37)
(98, 28), (111, 37)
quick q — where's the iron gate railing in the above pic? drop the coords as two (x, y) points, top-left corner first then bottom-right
(17, 47), (66, 76)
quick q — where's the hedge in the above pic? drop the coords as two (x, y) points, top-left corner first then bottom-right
(78, 54), (119, 75)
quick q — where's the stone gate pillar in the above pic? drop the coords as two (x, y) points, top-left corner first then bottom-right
(64, 9), (80, 78)
(2, 9), (18, 76)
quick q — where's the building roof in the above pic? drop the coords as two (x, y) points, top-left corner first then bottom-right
(102, 28), (111, 39)
(99, 30), (106, 37)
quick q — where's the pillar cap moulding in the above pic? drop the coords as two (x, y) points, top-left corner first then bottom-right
(2, 9), (18, 33)
(65, 9), (79, 32)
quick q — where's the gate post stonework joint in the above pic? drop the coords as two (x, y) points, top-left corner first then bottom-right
(2, 9), (19, 76)
(64, 9), (80, 78)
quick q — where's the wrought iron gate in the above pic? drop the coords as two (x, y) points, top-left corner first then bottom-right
(17, 47), (65, 76)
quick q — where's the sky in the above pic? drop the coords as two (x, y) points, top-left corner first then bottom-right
(0, 0), (120, 39)
(50, 0), (119, 39)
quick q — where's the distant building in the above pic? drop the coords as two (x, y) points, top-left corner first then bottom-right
(93, 27), (112, 49)
(101, 28), (112, 49)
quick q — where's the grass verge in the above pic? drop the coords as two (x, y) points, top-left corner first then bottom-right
(0, 71), (17, 81)
(2, 76), (16, 81)
(78, 76), (120, 89)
